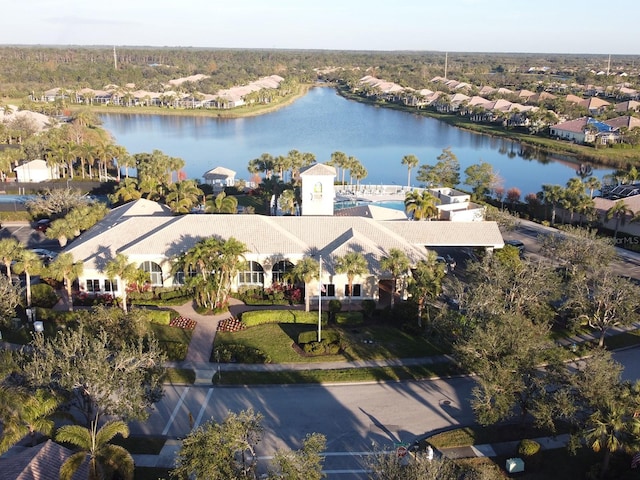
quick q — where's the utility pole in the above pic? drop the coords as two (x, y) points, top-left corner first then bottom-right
(318, 255), (322, 342)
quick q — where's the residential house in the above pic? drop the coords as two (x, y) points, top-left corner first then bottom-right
(0, 439), (88, 480)
(14, 159), (59, 182)
(549, 117), (617, 144)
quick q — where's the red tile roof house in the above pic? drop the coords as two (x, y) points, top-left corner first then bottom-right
(0, 439), (89, 480)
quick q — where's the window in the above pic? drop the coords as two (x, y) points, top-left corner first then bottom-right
(272, 260), (294, 284)
(86, 279), (100, 293)
(313, 181), (323, 199)
(140, 261), (163, 286)
(345, 284), (362, 297)
(174, 266), (196, 285)
(238, 261), (264, 285)
(322, 284), (335, 297)
(104, 279), (118, 293)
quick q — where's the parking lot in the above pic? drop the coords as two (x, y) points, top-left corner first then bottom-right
(0, 221), (62, 253)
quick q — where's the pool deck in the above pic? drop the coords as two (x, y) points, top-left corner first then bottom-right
(335, 185), (414, 203)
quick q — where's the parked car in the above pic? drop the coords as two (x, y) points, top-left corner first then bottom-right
(34, 219), (51, 232)
(29, 248), (58, 265)
(504, 239), (525, 256)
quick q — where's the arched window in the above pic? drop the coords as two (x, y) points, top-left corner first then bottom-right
(272, 260), (294, 284)
(140, 261), (163, 286)
(238, 261), (264, 286)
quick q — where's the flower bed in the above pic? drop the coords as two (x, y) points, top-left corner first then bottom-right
(169, 316), (197, 330)
(217, 317), (246, 332)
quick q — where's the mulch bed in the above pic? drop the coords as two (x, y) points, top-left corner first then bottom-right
(169, 316), (197, 330)
(217, 317), (246, 332)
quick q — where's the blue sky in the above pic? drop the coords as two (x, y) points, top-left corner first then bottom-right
(3, 0), (639, 54)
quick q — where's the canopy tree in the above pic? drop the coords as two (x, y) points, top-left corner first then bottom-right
(19, 326), (165, 427)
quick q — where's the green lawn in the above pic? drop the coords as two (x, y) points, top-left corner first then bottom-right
(213, 322), (447, 365)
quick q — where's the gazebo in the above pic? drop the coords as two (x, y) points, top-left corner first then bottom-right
(202, 166), (236, 190)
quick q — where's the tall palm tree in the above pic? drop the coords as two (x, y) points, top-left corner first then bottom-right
(215, 237), (248, 309)
(606, 200), (634, 240)
(56, 419), (134, 480)
(104, 253), (138, 313)
(46, 252), (84, 311)
(334, 251), (368, 310)
(404, 190), (440, 221)
(286, 256), (320, 312)
(206, 191), (238, 214)
(0, 237), (22, 278)
(13, 249), (42, 307)
(541, 184), (565, 225)
(379, 248), (411, 309)
(401, 154), (419, 188)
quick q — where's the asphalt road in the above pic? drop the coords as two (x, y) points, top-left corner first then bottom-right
(129, 377), (476, 477)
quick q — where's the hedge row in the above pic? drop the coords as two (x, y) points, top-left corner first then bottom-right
(241, 310), (328, 327)
(298, 329), (340, 345)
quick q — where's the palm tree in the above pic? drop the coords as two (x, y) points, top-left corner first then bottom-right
(606, 200), (634, 240)
(541, 184), (565, 225)
(279, 189), (297, 215)
(584, 400), (640, 478)
(109, 178), (141, 205)
(585, 176), (602, 199)
(401, 154), (419, 188)
(379, 248), (411, 309)
(46, 252), (84, 311)
(165, 179), (203, 213)
(334, 251), (368, 310)
(286, 256), (320, 312)
(104, 253), (138, 313)
(206, 191), (238, 214)
(0, 389), (61, 453)
(13, 249), (42, 307)
(404, 190), (440, 221)
(0, 237), (22, 278)
(56, 419), (134, 480)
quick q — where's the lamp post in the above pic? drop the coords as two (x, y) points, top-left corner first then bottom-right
(318, 254), (322, 342)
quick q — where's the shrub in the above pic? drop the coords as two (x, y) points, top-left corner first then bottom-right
(328, 299), (342, 313)
(335, 312), (364, 326)
(30, 283), (59, 308)
(361, 299), (376, 319)
(518, 439), (541, 457)
(241, 310), (327, 327)
(298, 329), (339, 344)
(160, 341), (188, 361)
(518, 438), (542, 469)
(213, 344), (270, 364)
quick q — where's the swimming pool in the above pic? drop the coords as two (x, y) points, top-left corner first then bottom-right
(334, 199), (405, 211)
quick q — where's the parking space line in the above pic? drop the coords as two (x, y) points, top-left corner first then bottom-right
(193, 388), (214, 430)
(162, 387), (190, 435)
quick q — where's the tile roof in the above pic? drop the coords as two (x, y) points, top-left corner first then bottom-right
(0, 440), (88, 480)
(64, 201), (504, 273)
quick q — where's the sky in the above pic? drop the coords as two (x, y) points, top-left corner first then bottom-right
(3, 0), (639, 55)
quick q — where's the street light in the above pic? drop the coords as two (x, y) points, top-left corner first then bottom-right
(318, 255), (322, 342)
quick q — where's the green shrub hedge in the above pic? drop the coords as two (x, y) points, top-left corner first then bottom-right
(213, 344), (271, 364)
(241, 310), (327, 327)
(335, 312), (363, 326)
(298, 329), (340, 344)
(159, 341), (188, 361)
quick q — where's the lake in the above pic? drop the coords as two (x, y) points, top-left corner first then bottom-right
(100, 87), (613, 197)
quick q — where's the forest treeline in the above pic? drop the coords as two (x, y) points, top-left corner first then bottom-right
(1, 46), (638, 99)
